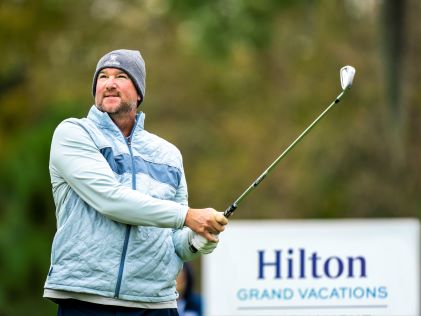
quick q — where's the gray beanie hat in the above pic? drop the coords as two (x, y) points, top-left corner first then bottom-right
(92, 49), (146, 105)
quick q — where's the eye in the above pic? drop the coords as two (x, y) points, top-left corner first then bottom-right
(98, 73), (107, 79)
(117, 74), (129, 79)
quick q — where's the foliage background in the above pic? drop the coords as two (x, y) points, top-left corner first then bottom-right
(0, 0), (420, 315)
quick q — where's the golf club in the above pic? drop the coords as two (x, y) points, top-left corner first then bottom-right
(189, 65), (355, 252)
(224, 65), (355, 217)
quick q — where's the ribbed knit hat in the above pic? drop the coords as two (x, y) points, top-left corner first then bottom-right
(92, 49), (146, 105)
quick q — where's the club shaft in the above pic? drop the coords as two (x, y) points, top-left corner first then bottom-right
(224, 89), (347, 218)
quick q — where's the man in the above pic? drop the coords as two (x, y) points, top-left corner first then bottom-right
(44, 49), (228, 316)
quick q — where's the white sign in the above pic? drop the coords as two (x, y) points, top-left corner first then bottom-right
(203, 219), (419, 316)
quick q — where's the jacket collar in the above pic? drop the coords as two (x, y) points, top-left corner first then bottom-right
(87, 105), (145, 135)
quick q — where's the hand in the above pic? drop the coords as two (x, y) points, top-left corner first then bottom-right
(188, 231), (218, 254)
(184, 208), (228, 242)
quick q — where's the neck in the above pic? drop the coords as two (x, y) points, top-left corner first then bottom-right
(109, 110), (137, 137)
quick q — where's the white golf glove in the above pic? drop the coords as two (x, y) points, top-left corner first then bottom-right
(188, 231), (219, 254)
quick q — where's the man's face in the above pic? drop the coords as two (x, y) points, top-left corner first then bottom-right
(95, 68), (140, 114)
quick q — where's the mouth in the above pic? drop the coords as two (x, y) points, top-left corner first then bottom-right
(103, 94), (121, 103)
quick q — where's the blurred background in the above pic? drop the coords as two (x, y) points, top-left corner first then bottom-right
(0, 0), (420, 315)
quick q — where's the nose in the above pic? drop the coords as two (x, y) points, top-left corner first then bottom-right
(105, 76), (117, 89)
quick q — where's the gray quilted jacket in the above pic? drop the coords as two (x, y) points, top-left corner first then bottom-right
(44, 105), (197, 303)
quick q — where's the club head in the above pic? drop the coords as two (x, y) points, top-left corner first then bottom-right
(340, 65), (356, 90)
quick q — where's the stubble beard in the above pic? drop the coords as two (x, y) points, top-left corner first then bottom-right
(97, 99), (137, 117)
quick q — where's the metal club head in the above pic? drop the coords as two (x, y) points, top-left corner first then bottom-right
(340, 65), (356, 90)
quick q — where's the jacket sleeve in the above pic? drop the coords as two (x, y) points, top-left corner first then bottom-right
(170, 161), (202, 260)
(49, 120), (188, 228)
(172, 228), (201, 261)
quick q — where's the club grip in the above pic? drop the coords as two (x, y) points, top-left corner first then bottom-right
(224, 203), (238, 218)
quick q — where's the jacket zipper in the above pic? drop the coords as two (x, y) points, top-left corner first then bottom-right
(114, 132), (138, 298)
